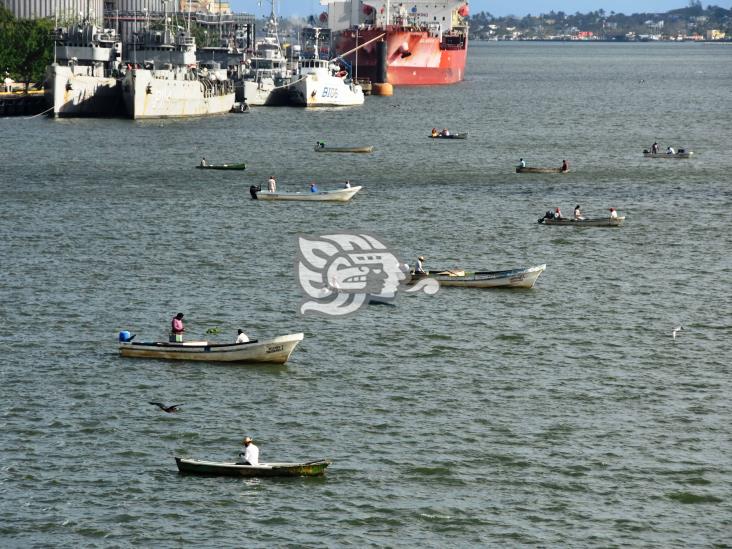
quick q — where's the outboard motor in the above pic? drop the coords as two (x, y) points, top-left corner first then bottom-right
(249, 184), (260, 200)
(118, 330), (135, 342)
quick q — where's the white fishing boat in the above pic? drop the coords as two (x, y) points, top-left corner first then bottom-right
(254, 186), (362, 202)
(239, 4), (295, 106)
(44, 23), (124, 117)
(410, 264), (546, 289)
(642, 150), (694, 158)
(122, 29), (234, 119)
(288, 28), (363, 107)
(119, 333), (304, 364)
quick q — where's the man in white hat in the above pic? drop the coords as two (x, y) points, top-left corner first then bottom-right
(414, 255), (426, 275)
(238, 436), (259, 465)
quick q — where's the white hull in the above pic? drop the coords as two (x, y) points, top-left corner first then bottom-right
(119, 333), (304, 364)
(240, 78), (291, 106)
(412, 264), (546, 289)
(122, 69), (235, 119)
(289, 74), (364, 107)
(643, 152), (693, 158)
(256, 186), (362, 202)
(45, 64), (123, 117)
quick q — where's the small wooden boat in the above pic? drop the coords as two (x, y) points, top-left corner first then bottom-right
(255, 186), (362, 202)
(429, 133), (467, 139)
(516, 166), (567, 173)
(642, 150), (693, 159)
(410, 264), (546, 289)
(119, 333), (304, 364)
(539, 216), (625, 227)
(230, 102), (249, 113)
(314, 145), (374, 153)
(175, 457), (331, 477)
(195, 163), (247, 170)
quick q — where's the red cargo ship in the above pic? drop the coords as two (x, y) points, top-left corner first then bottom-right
(326, 1), (469, 86)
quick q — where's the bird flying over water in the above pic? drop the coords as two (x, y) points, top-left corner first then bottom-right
(672, 326), (683, 340)
(149, 402), (182, 413)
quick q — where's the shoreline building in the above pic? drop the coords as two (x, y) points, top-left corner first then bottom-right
(1, 0), (105, 23)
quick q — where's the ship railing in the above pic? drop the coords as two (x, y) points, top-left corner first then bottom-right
(440, 33), (467, 50)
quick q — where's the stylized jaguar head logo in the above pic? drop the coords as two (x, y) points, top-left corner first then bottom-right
(295, 233), (437, 317)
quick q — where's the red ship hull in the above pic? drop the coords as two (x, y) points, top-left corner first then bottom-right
(335, 28), (468, 86)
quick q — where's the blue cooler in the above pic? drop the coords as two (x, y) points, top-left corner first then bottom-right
(119, 330), (132, 342)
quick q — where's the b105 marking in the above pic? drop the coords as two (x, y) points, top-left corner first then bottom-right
(321, 87), (339, 99)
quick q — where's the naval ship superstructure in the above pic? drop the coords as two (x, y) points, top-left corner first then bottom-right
(238, 7), (293, 106)
(288, 28), (364, 107)
(45, 23), (124, 117)
(121, 28), (235, 119)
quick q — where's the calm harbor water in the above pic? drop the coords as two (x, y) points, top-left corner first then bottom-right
(1, 42), (731, 547)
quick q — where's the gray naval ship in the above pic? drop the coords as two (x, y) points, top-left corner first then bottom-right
(238, 6), (294, 106)
(44, 23), (124, 117)
(122, 28), (235, 119)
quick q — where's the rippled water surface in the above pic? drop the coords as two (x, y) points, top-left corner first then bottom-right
(1, 42), (731, 547)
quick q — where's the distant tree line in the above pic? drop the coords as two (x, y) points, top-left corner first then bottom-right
(0, 6), (54, 90)
(469, 3), (732, 39)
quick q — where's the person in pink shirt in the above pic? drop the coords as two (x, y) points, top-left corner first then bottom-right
(170, 313), (185, 342)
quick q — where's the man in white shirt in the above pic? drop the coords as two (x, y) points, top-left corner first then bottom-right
(415, 255), (426, 274)
(609, 207), (618, 219)
(666, 146), (675, 155)
(239, 436), (259, 465)
(236, 329), (249, 344)
(518, 158), (526, 168)
(267, 176), (276, 192)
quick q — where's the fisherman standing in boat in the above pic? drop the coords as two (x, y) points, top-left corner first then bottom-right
(238, 436), (259, 465)
(651, 142), (660, 154)
(310, 182), (318, 192)
(415, 255), (426, 275)
(267, 175), (276, 192)
(200, 157), (208, 167)
(170, 313), (185, 343)
(561, 159), (569, 172)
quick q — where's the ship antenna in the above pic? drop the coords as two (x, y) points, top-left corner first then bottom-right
(53, 11), (57, 64)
